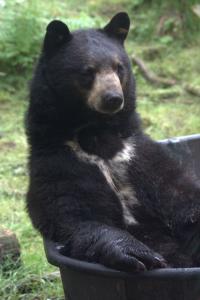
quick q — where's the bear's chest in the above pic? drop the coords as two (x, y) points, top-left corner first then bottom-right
(67, 138), (138, 225)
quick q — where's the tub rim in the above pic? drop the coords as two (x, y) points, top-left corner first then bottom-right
(44, 239), (200, 279)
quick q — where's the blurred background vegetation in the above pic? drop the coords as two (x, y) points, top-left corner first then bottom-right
(0, 0), (199, 299)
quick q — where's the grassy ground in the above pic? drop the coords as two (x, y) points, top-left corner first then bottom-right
(131, 43), (200, 139)
(0, 0), (200, 299)
(0, 91), (63, 299)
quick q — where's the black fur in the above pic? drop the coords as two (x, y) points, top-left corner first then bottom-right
(26, 12), (200, 272)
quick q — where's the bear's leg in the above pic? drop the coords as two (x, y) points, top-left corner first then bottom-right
(130, 135), (200, 266)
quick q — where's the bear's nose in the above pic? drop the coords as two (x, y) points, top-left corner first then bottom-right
(101, 92), (124, 113)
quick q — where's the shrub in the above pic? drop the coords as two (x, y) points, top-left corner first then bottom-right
(0, 0), (103, 75)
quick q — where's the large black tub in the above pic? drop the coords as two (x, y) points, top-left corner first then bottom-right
(44, 134), (200, 300)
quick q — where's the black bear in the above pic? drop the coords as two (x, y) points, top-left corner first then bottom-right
(26, 12), (200, 271)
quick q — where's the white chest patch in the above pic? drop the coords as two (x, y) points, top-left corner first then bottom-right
(66, 138), (138, 225)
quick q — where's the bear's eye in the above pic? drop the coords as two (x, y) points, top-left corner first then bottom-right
(116, 63), (124, 78)
(81, 66), (96, 77)
(79, 66), (96, 89)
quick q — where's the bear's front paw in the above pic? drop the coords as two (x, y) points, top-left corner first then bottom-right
(63, 225), (168, 272)
(94, 229), (168, 272)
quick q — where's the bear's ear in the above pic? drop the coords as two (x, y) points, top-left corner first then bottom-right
(43, 20), (72, 56)
(104, 12), (130, 43)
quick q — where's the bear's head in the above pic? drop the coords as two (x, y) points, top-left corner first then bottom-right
(29, 13), (140, 148)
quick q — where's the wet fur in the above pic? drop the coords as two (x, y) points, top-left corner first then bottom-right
(26, 13), (200, 271)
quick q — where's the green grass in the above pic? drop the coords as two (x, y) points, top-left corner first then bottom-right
(129, 43), (200, 139)
(0, 0), (200, 299)
(0, 94), (63, 299)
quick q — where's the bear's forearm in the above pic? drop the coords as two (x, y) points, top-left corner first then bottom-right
(60, 221), (167, 271)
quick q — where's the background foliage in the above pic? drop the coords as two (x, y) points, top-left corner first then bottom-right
(0, 0), (200, 299)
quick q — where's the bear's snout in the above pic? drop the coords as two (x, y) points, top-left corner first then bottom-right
(101, 92), (124, 113)
(87, 70), (124, 114)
